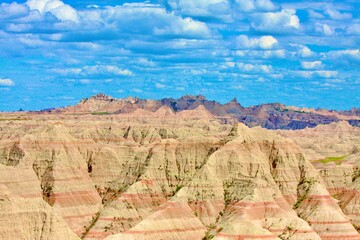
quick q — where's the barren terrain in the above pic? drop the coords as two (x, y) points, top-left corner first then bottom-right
(0, 95), (359, 240)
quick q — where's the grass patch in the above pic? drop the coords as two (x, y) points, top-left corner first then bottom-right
(319, 156), (347, 165)
(91, 112), (111, 115)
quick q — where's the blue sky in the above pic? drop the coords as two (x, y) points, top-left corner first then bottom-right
(0, 0), (359, 111)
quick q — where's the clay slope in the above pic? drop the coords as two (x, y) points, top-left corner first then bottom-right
(278, 121), (360, 161)
(0, 113), (359, 240)
(279, 121), (360, 232)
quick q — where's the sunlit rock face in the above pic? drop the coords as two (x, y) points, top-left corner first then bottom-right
(0, 105), (359, 240)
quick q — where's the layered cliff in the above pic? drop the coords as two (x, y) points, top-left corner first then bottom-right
(0, 110), (359, 239)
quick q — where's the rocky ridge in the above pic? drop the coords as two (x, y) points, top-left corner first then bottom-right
(48, 94), (360, 130)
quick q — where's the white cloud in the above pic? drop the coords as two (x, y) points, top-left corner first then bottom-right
(175, 87), (185, 91)
(233, 49), (285, 59)
(132, 88), (143, 93)
(236, 35), (278, 49)
(53, 65), (133, 76)
(314, 23), (333, 35)
(326, 49), (360, 61)
(325, 7), (352, 20)
(53, 68), (81, 75)
(153, 17), (210, 38)
(308, 10), (324, 19)
(137, 58), (156, 67)
(270, 73), (283, 79)
(167, 0), (230, 19)
(263, 49), (285, 58)
(260, 65), (272, 73)
(296, 71), (313, 78)
(235, 0), (276, 12)
(0, 78), (15, 86)
(347, 24), (360, 35)
(79, 79), (91, 84)
(257, 77), (268, 82)
(155, 83), (166, 89)
(225, 61), (235, 67)
(237, 62), (273, 73)
(82, 65), (133, 76)
(26, 0), (78, 22)
(301, 61), (323, 69)
(0, 2), (28, 19)
(101, 4), (211, 39)
(298, 46), (314, 58)
(316, 70), (338, 78)
(251, 9), (300, 33)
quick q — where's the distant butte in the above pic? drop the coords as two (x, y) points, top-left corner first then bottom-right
(47, 94), (360, 130)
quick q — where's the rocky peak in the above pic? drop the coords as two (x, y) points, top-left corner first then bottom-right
(123, 96), (139, 104)
(90, 93), (114, 101)
(230, 97), (238, 103)
(178, 95), (206, 101)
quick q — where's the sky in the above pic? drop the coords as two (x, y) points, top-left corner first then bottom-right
(0, 0), (359, 111)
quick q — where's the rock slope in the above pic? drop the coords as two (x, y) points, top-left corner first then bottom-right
(0, 111), (359, 239)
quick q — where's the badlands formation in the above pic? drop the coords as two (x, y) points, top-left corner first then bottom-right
(0, 94), (359, 240)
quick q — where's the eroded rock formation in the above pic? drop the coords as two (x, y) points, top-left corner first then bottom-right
(0, 106), (359, 239)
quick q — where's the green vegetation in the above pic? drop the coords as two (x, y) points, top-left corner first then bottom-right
(81, 211), (101, 239)
(202, 223), (216, 240)
(294, 110), (306, 113)
(319, 155), (347, 165)
(91, 112), (111, 115)
(293, 178), (316, 209)
(353, 224), (360, 232)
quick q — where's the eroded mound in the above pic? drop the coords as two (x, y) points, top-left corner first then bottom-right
(0, 113), (359, 240)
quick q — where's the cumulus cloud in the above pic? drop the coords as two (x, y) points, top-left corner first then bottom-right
(235, 0), (276, 12)
(301, 61), (323, 69)
(298, 46), (314, 58)
(166, 0), (230, 19)
(53, 65), (133, 77)
(250, 9), (300, 33)
(82, 65), (133, 76)
(234, 49), (285, 59)
(237, 62), (273, 73)
(316, 70), (338, 78)
(0, 0), (358, 111)
(326, 49), (360, 62)
(263, 49), (285, 58)
(296, 71), (313, 78)
(97, 3), (211, 39)
(0, 2), (29, 19)
(0, 2), (212, 42)
(25, 0), (79, 22)
(153, 17), (210, 38)
(236, 35), (278, 49)
(0, 78), (15, 86)
(137, 58), (156, 67)
(314, 23), (333, 35)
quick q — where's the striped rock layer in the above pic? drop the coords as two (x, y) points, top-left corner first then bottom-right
(0, 112), (359, 240)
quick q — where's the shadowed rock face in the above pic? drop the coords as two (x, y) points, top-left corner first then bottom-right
(54, 94), (360, 130)
(0, 110), (359, 240)
(0, 142), (24, 166)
